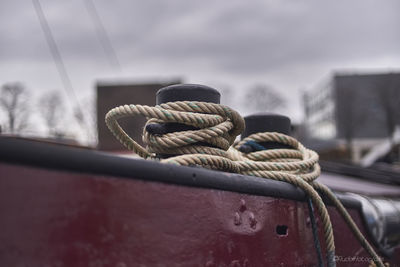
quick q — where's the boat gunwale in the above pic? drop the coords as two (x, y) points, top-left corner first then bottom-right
(0, 136), (360, 209)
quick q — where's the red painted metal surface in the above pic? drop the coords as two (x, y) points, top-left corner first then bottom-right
(0, 162), (398, 266)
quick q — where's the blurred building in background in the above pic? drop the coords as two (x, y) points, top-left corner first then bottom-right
(303, 72), (400, 163)
(97, 80), (180, 151)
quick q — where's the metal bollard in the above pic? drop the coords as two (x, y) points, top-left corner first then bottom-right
(146, 84), (221, 158)
(240, 113), (292, 152)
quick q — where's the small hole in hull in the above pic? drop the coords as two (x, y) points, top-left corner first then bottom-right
(276, 225), (288, 236)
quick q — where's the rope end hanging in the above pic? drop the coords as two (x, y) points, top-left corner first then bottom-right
(230, 113), (385, 267)
(105, 87), (385, 267)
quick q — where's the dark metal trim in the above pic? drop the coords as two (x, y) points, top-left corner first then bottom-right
(320, 160), (400, 186)
(0, 136), (359, 208)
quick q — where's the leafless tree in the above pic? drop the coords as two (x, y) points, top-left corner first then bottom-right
(38, 91), (65, 136)
(74, 95), (98, 146)
(219, 86), (235, 107)
(244, 84), (286, 113)
(0, 82), (30, 134)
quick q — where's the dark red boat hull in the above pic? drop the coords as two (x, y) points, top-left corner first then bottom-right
(1, 162), (398, 266)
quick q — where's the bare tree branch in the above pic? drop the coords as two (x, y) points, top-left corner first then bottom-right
(38, 91), (65, 136)
(244, 84), (286, 113)
(74, 95), (97, 146)
(0, 82), (30, 134)
(218, 85), (237, 109)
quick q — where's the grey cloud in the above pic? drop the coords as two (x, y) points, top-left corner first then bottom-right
(0, 0), (399, 120)
(2, 0), (399, 69)
(119, 0), (400, 75)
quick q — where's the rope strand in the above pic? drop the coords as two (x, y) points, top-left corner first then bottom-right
(231, 132), (385, 267)
(105, 101), (244, 171)
(106, 102), (384, 267)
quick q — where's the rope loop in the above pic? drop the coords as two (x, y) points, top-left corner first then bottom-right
(232, 132), (335, 260)
(230, 131), (385, 267)
(106, 102), (384, 267)
(105, 101), (244, 171)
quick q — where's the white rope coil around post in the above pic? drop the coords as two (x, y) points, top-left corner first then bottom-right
(231, 131), (385, 267)
(105, 101), (245, 172)
(104, 85), (384, 267)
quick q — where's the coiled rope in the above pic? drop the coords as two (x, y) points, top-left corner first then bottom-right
(231, 132), (385, 267)
(105, 101), (244, 172)
(105, 102), (384, 267)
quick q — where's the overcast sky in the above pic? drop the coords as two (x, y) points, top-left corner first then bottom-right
(1, 0), (399, 124)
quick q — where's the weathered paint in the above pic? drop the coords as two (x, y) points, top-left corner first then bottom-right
(0, 162), (398, 266)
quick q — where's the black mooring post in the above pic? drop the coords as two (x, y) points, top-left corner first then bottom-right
(156, 84), (220, 105)
(240, 113), (292, 152)
(146, 84), (221, 158)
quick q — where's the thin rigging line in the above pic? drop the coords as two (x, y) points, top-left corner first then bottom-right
(32, 0), (87, 128)
(83, 0), (122, 72)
